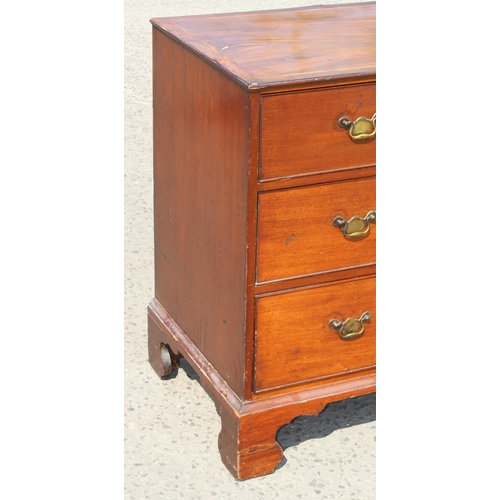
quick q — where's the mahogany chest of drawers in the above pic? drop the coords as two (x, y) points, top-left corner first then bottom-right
(148, 3), (376, 480)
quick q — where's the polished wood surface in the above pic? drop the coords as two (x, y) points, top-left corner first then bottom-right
(254, 276), (376, 392)
(153, 27), (250, 397)
(149, 3), (376, 480)
(151, 3), (375, 90)
(256, 164), (376, 193)
(260, 84), (375, 180)
(255, 264), (376, 296)
(148, 298), (375, 480)
(257, 177), (376, 283)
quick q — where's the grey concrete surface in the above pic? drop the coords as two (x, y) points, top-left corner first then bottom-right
(124, 1), (376, 498)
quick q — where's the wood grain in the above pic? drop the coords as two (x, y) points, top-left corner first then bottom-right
(257, 177), (376, 283)
(151, 3), (375, 90)
(260, 83), (375, 180)
(149, 3), (376, 480)
(254, 276), (376, 392)
(257, 165), (376, 191)
(148, 298), (375, 480)
(152, 27), (250, 397)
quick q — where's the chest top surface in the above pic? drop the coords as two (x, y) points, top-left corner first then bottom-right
(151, 2), (375, 90)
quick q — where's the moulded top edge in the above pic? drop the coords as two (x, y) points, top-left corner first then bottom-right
(151, 2), (376, 90)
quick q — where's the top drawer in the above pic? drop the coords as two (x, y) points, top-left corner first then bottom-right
(259, 84), (375, 181)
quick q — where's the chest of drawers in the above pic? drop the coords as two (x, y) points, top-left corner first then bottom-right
(148, 3), (376, 480)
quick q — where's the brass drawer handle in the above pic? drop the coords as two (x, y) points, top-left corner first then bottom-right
(333, 210), (376, 239)
(329, 311), (371, 340)
(338, 113), (376, 140)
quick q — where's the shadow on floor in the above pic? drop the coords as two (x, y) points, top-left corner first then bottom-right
(275, 392), (375, 469)
(175, 358), (375, 470)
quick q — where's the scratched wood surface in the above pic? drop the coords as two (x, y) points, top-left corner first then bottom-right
(151, 2), (375, 89)
(149, 2), (376, 480)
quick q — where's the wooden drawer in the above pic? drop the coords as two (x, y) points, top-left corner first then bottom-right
(259, 84), (375, 181)
(256, 177), (375, 284)
(151, 3), (377, 480)
(254, 276), (375, 393)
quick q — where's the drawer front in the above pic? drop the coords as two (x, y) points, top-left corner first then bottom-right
(254, 276), (375, 392)
(254, 277), (376, 392)
(256, 177), (375, 283)
(259, 84), (375, 181)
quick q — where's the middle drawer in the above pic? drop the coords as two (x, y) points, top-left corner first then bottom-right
(256, 177), (376, 284)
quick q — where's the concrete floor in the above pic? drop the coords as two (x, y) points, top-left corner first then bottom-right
(124, 1), (376, 498)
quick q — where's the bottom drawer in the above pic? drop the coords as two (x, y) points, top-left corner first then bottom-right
(254, 276), (375, 392)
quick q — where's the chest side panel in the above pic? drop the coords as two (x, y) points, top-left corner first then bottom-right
(153, 27), (250, 397)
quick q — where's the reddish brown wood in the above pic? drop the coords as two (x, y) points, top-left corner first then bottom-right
(148, 313), (182, 379)
(151, 3), (375, 90)
(218, 404), (284, 480)
(243, 92), (262, 402)
(255, 263), (376, 296)
(148, 299), (375, 480)
(153, 26), (249, 397)
(149, 3), (376, 480)
(254, 276), (376, 392)
(257, 177), (376, 283)
(257, 164), (376, 191)
(259, 84), (375, 180)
